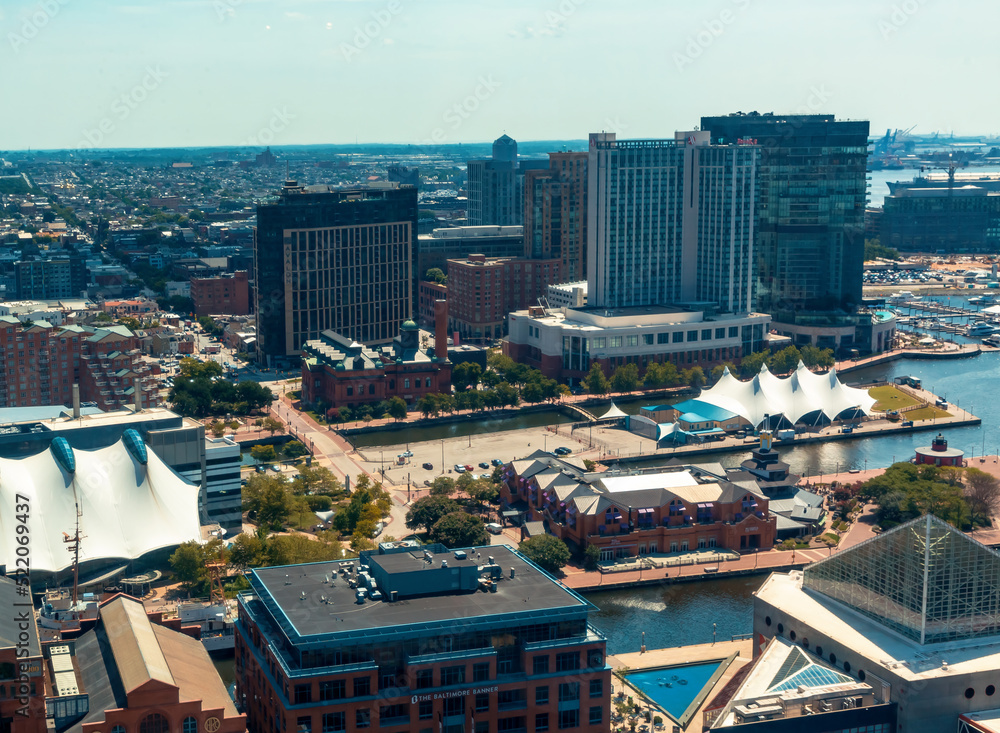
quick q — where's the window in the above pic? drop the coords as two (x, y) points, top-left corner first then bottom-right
(379, 704), (409, 725)
(475, 723), (489, 733)
(657, 332), (668, 344)
(323, 712), (346, 733)
(643, 334), (654, 345)
(112, 727), (126, 733)
(701, 329), (712, 341)
(419, 700), (433, 720)
(473, 662), (490, 682)
(555, 652), (579, 672)
(536, 713), (550, 732)
(558, 683), (579, 702)
(356, 709), (371, 729)
(729, 326), (739, 338)
(415, 670), (433, 689)
(626, 335), (638, 347)
(499, 689), (527, 710)
(536, 686), (549, 704)
(426, 377), (431, 388)
(444, 697), (465, 717)
(558, 710), (579, 730)
(441, 666), (465, 686)
(139, 714), (170, 733)
(592, 337), (606, 349)
(672, 331), (683, 343)
(497, 717), (525, 733)
(355, 677), (372, 697)
(320, 680), (346, 700)
(687, 331), (698, 342)
(298, 716), (313, 733)
(589, 679), (603, 698)
(295, 683), (312, 704)
(609, 336), (622, 348)
(404, 378), (410, 389)
(589, 707), (602, 725)
(346, 387), (353, 396)
(715, 328), (725, 339)
(183, 718), (198, 733)
(476, 692), (491, 713)
(533, 655), (550, 675)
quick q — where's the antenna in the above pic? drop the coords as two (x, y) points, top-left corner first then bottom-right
(64, 499), (86, 605)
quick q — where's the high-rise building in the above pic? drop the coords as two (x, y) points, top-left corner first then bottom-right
(467, 135), (548, 226)
(254, 181), (417, 366)
(14, 254), (86, 300)
(587, 131), (759, 313)
(235, 544), (609, 733)
(701, 112), (871, 351)
(524, 151), (588, 282)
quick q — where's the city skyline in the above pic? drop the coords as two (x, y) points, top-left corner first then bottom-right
(3, 0), (998, 151)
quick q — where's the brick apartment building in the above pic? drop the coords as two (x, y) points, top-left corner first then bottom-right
(191, 270), (250, 317)
(0, 319), (159, 411)
(236, 543), (610, 733)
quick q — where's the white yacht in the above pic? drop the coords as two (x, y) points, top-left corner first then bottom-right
(888, 291), (921, 304)
(966, 323), (998, 337)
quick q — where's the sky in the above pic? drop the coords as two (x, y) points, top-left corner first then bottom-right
(2, 0), (997, 151)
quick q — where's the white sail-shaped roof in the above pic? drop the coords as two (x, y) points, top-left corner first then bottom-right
(696, 362), (876, 427)
(0, 436), (202, 574)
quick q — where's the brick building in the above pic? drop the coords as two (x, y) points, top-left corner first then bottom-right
(0, 319), (159, 411)
(236, 543), (609, 733)
(446, 255), (563, 342)
(416, 280), (447, 328)
(499, 451), (777, 559)
(301, 302), (451, 411)
(191, 270), (250, 317)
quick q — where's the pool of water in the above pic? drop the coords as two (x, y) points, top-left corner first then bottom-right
(625, 662), (723, 721)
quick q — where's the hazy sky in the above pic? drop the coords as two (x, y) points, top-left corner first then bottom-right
(2, 0), (996, 151)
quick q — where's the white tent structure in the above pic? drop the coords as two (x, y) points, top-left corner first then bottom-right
(696, 362), (877, 428)
(0, 430), (201, 575)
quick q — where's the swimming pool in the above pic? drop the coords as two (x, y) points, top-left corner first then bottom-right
(624, 661), (723, 722)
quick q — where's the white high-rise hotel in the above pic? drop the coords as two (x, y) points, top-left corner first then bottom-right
(587, 130), (758, 312)
(505, 130), (770, 381)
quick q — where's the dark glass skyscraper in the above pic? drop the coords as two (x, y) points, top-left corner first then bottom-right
(253, 181), (417, 366)
(701, 113), (869, 349)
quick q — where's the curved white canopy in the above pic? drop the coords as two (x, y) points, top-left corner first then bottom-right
(0, 437), (201, 574)
(696, 362), (876, 427)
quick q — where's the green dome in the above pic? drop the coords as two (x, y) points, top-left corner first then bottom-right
(401, 319), (418, 331)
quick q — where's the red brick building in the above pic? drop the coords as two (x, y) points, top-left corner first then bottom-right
(301, 302), (452, 411)
(191, 271), (250, 317)
(500, 451), (777, 559)
(0, 320), (158, 411)
(446, 255), (563, 342)
(0, 577), (46, 733)
(416, 280), (447, 328)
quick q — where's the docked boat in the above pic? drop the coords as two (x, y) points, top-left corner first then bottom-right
(984, 334), (1000, 347)
(966, 323), (998, 337)
(37, 589), (100, 635)
(888, 291), (921, 304)
(969, 295), (998, 306)
(177, 599), (237, 654)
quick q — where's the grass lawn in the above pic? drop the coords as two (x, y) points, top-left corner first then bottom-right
(868, 385), (922, 411)
(906, 406), (951, 421)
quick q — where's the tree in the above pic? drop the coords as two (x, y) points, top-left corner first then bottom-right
(424, 267), (447, 284)
(467, 480), (499, 511)
(261, 416), (285, 436)
(431, 512), (489, 547)
(429, 476), (457, 497)
(800, 345), (835, 369)
(452, 362), (482, 392)
(522, 381), (544, 404)
(683, 366), (705, 389)
(169, 541), (209, 588)
(208, 420), (226, 438)
(583, 544), (601, 570)
(417, 393), (444, 419)
(864, 238), (900, 261)
(250, 444), (277, 463)
(738, 351), (768, 379)
(293, 466), (344, 496)
(768, 346), (802, 374)
(494, 381), (520, 408)
(386, 396), (408, 420)
(584, 363), (610, 395)
(611, 363), (640, 393)
(518, 535), (571, 575)
(405, 495), (460, 532)
(965, 468), (1000, 526)
(333, 475), (391, 535)
(243, 474), (293, 529)
(282, 440), (309, 459)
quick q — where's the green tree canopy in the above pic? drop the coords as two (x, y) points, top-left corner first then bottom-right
(250, 444), (277, 463)
(242, 474), (293, 529)
(584, 363), (610, 395)
(386, 396), (408, 420)
(611, 363), (640, 393)
(518, 535), (571, 575)
(431, 512), (489, 547)
(405, 495), (460, 532)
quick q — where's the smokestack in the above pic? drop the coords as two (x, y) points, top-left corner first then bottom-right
(134, 379), (142, 413)
(434, 299), (449, 363)
(72, 384), (80, 419)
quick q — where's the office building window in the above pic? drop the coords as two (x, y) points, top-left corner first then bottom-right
(476, 692), (491, 713)
(419, 701), (433, 720)
(441, 666), (465, 686)
(294, 684), (312, 704)
(473, 662), (490, 682)
(555, 652), (580, 672)
(497, 718), (525, 733)
(610, 336), (622, 348)
(536, 714), (550, 732)
(297, 716), (312, 733)
(475, 723), (489, 733)
(404, 378), (410, 389)
(320, 680), (346, 701)
(322, 712), (345, 733)
(589, 679), (603, 698)
(589, 707), (602, 725)
(415, 670), (433, 689)
(729, 326), (739, 338)
(536, 686), (549, 704)
(643, 334), (654, 345)
(687, 331), (698, 342)
(702, 329), (712, 340)
(356, 710), (371, 729)
(355, 677), (372, 697)
(657, 332), (668, 344)
(533, 656), (550, 675)
(715, 328), (726, 339)
(672, 332), (683, 343)
(592, 337), (606, 348)
(626, 335), (638, 347)
(558, 683), (579, 702)
(558, 710), (579, 730)
(444, 697), (465, 717)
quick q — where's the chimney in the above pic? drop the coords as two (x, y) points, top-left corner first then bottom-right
(134, 380), (142, 413)
(72, 384), (80, 419)
(434, 299), (449, 363)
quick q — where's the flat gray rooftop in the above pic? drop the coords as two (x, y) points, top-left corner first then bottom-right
(252, 546), (588, 638)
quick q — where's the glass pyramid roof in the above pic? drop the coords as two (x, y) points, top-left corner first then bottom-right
(803, 514), (1000, 645)
(766, 646), (855, 693)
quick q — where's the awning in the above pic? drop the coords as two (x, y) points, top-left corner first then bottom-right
(697, 503), (713, 509)
(638, 508), (654, 515)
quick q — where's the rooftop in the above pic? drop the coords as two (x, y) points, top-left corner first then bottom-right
(247, 545), (591, 642)
(0, 577), (40, 656)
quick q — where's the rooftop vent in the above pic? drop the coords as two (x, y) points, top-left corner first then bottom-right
(510, 567), (516, 578)
(299, 591), (306, 601)
(454, 550), (467, 560)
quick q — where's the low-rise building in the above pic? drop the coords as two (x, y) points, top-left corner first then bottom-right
(0, 576), (47, 733)
(191, 270), (250, 317)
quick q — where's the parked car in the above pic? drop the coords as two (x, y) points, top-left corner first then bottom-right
(402, 450), (413, 458)
(486, 523), (503, 535)
(491, 458), (503, 466)
(270, 465), (282, 473)
(422, 462), (433, 470)
(554, 447), (572, 455)
(478, 461), (490, 469)
(454, 464), (466, 473)
(464, 464), (474, 472)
